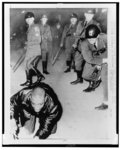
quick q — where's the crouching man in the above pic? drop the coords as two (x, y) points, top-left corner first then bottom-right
(10, 82), (63, 139)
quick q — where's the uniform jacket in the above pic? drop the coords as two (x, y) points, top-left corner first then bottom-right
(80, 33), (107, 80)
(74, 19), (101, 46)
(51, 25), (63, 57)
(51, 25), (63, 47)
(25, 23), (41, 59)
(10, 82), (62, 139)
(39, 24), (52, 51)
(60, 23), (78, 50)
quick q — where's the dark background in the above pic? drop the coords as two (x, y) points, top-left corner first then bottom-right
(10, 8), (107, 52)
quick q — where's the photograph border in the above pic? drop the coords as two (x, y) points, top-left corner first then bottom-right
(2, 1), (119, 147)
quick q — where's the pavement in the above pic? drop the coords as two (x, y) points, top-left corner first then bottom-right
(10, 50), (117, 144)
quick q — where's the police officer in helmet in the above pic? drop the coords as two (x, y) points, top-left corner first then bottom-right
(80, 24), (107, 93)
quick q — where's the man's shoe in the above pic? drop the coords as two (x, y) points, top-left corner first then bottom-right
(71, 78), (83, 85)
(95, 103), (108, 110)
(64, 68), (71, 73)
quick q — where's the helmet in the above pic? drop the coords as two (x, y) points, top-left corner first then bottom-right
(85, 24), (101, 39)
(70, 13), (78, 19)
(25, 12), (35, 19)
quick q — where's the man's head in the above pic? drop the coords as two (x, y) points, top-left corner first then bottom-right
(25, 12), (35, 26)
(41, 14), (48, 25)
(84, 9), (95, 22)
(31, 87), (45, 112)
(85, 24), (101, 44)
(70, 13), (78, 25)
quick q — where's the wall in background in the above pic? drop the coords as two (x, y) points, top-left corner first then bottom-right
(10, 8), (107, 52)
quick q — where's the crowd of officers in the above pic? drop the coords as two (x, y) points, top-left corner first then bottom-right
(20, 9), (108, 110)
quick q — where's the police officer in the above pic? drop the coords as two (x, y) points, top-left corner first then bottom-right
(51, 21), (63, 60)
(71, 9), (101, 85)
(21, 12), (45, 87)
(39, 14), (52, 74)
(60, 13), (78, 73)
(80, 24), (108, 109)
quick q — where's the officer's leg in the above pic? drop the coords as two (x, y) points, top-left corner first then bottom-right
(64, 50), (72, 73)
(20, 58), (33, 86)
(83, 66), (101, 92)
(71, 52), (85, 84)
(31, 56), (45, 82)
(42, 50), (50, 74)
(95, 64), (108, 110)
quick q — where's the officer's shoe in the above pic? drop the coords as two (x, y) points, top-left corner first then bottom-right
(43, 70), (50, 74)
(71, 78), (83, 85)
(95, 103), (108, 110)
(20, 80), (32, 86)
(83, 87), (95, 92)
(64, 68), (71, 73)
(92, 79), (101, 89)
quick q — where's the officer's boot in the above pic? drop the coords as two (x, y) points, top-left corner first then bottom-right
(70, 71), (83, 85)
(83, 81), (95, 92)
(91, 78), (102, 89)
(20, 70), (32, 86)
(42, 61), (50, 74)
(64, 61), (71, 73)
(33, 67), (45, 82)
(83, 78), (102, 92)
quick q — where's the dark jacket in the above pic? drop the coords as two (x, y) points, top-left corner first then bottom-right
(74, 19), (101, 46)
(10, 82), (63, 139)
(60, 23), (78, 50)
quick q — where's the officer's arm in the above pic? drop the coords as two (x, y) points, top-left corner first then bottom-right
(94, 34), (107, 59)
(35, 102), (62, 139)
(81, 41), (102, 65)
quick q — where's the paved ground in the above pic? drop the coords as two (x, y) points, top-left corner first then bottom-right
(10, 50), (116, 144)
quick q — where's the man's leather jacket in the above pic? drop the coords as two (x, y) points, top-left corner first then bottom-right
(10, 82), (63, 139)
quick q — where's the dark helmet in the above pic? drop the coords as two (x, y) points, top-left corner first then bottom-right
(70, 13), (78, 19)
(25, 12), (35, 20)
(85, 24), (101, 39)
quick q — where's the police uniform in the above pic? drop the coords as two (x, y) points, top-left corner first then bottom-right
(81, 29), (108, 109)
(71, 9), (101, 84)
(79, 23), (107, 93)
(51, 23), (63, 59)
(81, 33), (107, 80)
(60, 13), (78, 72)
(39, 14), (52, 74)
(21, 12), (45, 87)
